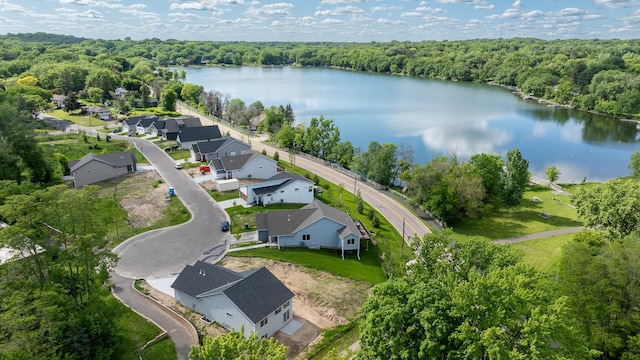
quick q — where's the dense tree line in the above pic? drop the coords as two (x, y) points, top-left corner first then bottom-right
(0, 35), (638, 118)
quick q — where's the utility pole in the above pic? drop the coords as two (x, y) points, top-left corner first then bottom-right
(402, 218), (405, 255)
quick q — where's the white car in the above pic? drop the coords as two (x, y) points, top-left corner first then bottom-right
(174, 163), (182, 169)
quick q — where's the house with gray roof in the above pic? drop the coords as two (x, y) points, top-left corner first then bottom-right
(208, 152), (277, 180)
(171, 261), (294, 339)
(122, 114), (158, 134)
(240, 172), (315, 205)
(68, 152), (137, 188)
(191, 137), (251, 162)
(150, 116), (201, 140)
(176, 125), (222, 149)
(255, 200), (361, 259)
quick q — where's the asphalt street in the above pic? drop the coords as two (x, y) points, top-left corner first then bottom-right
(113, 137), (231, 279)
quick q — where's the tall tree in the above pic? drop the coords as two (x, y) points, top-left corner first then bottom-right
(189, 328), (286, 360)
(360, 230), (594, 360)
(545, 165), (561, 183)
(572, 178), (640, 237)
(63, 92), (82, 113)
(501, 147), (530, 209)
(629, 151), (640, 178)
(470, 153), (504, 201)
(160, 89), (177, 112)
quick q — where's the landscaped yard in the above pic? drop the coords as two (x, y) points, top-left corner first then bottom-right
(508, 232), (575, 271)
(49, 109), (108, 127)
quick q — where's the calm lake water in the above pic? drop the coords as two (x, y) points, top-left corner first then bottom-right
(183, 66), (639, 183)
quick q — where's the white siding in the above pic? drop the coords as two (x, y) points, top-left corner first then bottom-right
(260, 180), (314, 205)
(278, 218), (343, 249)
(233, 156), (277, 180)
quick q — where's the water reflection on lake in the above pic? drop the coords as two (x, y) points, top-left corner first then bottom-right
(183, 66), (639, 182)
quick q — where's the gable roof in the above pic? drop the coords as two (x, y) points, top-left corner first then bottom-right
(124, 114), (158, 126)
(69, 152), (136, 172)
(252, 172), (314, 196)
(192, 137), (249, 154)
(255, 200), (360, 238)
(210, 152), (269, 172)
(171, 261), (294, 323)
(161, 116), (202, 134)
(136, 117), (157, 128)
(83, 105), (109, 113)
(177, 125), (221, 142)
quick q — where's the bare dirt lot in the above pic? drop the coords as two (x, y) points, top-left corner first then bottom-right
(142, 257), (371, 359)
(111, 170), (170, 229)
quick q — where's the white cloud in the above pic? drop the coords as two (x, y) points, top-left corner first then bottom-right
(371, 5), (401, 13)
(58, 0), (124, 9)
(401, 12), (423, 17)
(322, 18), (343, 24)
(416, 6), (445, 13)
(120, 8), (160, 20)
(594, 0), (640, 9)
(315, 6), (365, 16)
(171, 2), (219, 10)
(475, 4), (494, 10)
(245, 3), (294, 17)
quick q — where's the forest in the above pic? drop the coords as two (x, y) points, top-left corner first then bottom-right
(0, 33), (640, 359)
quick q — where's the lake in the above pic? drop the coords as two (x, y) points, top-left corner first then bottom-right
(182, 66), (639, 183)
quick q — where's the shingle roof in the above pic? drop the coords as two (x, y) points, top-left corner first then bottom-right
(124, 114), (157, 126)
(177, 125), (221, 142)
(171, 261), (294, 323)
(193, 137), (247, 154)
(252, 172), (314, 196)
(68, 152), (136, 173)
(255, 200), (359, 238)
(162, 117), (201, 134)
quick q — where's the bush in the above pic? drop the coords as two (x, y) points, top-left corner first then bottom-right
(367, 208), (374, 221)
(357, 201), (364, 214)
(372, 215), (380, 228)
(274, 151), (280, 162)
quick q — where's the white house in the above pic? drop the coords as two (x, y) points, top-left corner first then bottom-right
(240, 172), (315, 205)
(83, 105), (111, 120)
(255, 200), (362, 259)
(208, 152), (277, 180)
(171, 261), (294, 339)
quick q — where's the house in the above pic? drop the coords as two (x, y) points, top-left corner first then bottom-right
(121, 114), (158, 134)
(68, 152), (137, 188)
(171, 261), (294, 339)
(176, 125), (222, 149)
(240, 172), (315, 205)
(208, 152), (277, 180)
(82, 105), (111, 120)
(135, 116), (158, 135)
(114, 87), (127, 97)
(255, 200), (361, 259)
(191, 137), (251, 162)
(52, 94), (66, 109)
(152, 116), (201, 140)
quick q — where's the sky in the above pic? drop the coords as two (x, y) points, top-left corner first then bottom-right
(1, 0), (639, 42)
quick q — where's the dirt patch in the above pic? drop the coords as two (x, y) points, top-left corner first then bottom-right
(114, 171), (170, 229)
(142, 257), (371, 359)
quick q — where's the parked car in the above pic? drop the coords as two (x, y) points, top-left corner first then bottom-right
(174, 163), (182, 169)
(221, 221), (230, 232)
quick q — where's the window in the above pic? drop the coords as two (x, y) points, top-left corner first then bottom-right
(280, 190), (284, 193)
(275, 307), (282, 315)
(347, 239), (355, 245)
(295, 188), (299, 191)
(260, 318), (268, 327)
(302, 234), (311, 241)
(309, 186), (313, 192)
(284, 301), (290, 308)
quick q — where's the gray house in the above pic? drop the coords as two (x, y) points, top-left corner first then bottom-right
(150, 116), (201, 140)
(122, 114), (158, 134)
(208, 152), (277, 180)
(176, 125), (222, 150)
(171, 261), (294, 339)
(191, 137), (252, 162)
(68, 152), (137, 188)
(255, 200), (361, 259)
(240, 172), (315, 205)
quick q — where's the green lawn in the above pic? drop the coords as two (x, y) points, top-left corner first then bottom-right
(49, 109), (108, 127)
(508, 232), (574, 272)
(39, 133), (136, 162)
(451, 185), (583, 242)
(228, 245), (386, 286)
(304, 321), (360, 359)
(110, 295), (176, 360)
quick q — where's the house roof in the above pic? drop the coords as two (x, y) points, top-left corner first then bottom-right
(68, 152), (136, 173)
(52, 94), (66, 101)
(255, 200), (360, 238)
(136, 117), (156, 128)
(171, 261), (294, 323)
(210, 152), (270, 172)
(161, 116), (201, 134)
(252, 172), (314, 196)
(83, 105), (109, 113)
(192, 137), (249, 154)
(177, 125), (221, 142)
(124, 114), (158, 126)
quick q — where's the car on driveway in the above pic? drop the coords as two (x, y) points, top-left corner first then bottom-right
(221, 221), (230, 232)
(174, 163), (182, 169)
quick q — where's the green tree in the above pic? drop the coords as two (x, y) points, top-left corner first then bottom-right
(572, 178), (640, 237)
(558, 232), (640, 359)
(545, 165), (561, 183)
(501, 147), (530, 209)
(629, 151), (640, 178)
(360, 230), (594, 360)
(180, 82), (204, 104)
(189, 328), (286, 360)
(63, 92), (82, 113)
(85, 69), (119, 98)
(226, 98), (246, 125)
(470, 153), (504, 201)
(87, 87), (104, 103)
(139, 84), (150, 108)
(160, 89), (177, 112)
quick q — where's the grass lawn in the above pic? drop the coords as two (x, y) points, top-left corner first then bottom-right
(39, 133), (136, 161)
(210, 190), (240, 202)
(226, 203), (306, 233)
(305, 321), (360, 359)
(451, 185), (583, 242)
(228, 245), (386, 286)
(508, 232), (574, 272)
(49, 109), (108, 127)
(110, 295), (176, 360)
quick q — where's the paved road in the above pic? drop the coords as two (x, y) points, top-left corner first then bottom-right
(495, 226), (583, 245)
(113, 137), (231, 278)
(177, 104), (432, 243)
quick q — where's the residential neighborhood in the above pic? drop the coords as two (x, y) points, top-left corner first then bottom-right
(68, 151), (137, 188)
